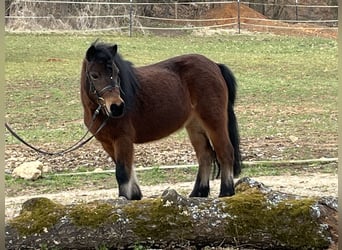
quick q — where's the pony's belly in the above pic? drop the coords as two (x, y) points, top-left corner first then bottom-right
(133, 109), (192, 143)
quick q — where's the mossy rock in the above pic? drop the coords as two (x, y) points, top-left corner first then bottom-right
(9, 197), (66, 236)
(123, 198), (193, 240)
(69, 201), (119, 228)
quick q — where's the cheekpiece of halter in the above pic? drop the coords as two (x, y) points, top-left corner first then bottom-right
(85, 57), (123, 117)
(87, 71), (121, 97)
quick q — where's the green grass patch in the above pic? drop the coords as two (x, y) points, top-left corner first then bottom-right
(5, 32), (337, 145)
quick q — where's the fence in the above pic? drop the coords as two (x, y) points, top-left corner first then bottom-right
(4, 0), (338, 38)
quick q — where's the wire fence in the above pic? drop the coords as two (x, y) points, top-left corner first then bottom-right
(4, 0), (338, 37)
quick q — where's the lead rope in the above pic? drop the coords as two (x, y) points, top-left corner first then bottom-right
(5, 104), (108, 156)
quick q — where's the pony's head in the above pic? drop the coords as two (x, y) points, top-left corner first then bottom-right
(85, 42), (125, 118)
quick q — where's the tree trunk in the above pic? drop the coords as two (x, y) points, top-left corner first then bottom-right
(5, 177), (338, 249)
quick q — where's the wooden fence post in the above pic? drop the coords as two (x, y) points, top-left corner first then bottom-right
(129, 0), (133, 37)
(237, 0), (241, 34)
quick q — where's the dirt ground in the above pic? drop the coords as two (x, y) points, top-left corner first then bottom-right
(5, 172), (338, 221)
(200, 3), (337, 39)
(5, 123), (338, 223)
(5, 135), (338, 223)
(5, 128), (338, 173)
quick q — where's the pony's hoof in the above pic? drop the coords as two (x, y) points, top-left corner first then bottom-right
(219, 184), (235, 197)
(189, 186), (210, 198)
(118, 183), (142, 200)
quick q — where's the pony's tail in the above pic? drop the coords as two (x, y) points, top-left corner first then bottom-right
(217, 63), (242, 177)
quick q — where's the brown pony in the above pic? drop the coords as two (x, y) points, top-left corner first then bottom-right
(80, 41), (241, 200)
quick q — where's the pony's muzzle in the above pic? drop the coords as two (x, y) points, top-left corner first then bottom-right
(110, 102), (125, 118)
(102, 90), (125, 118)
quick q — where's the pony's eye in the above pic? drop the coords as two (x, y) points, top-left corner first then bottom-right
(90, 73), (99, 80)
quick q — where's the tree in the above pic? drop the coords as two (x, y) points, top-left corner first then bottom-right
(6, 177), (337, 249)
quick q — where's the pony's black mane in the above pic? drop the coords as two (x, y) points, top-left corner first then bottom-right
(90, 41), (140, 110)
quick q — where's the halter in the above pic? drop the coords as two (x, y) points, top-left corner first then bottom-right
(86, 70), (122, 114)
(89, 75), (121, 96)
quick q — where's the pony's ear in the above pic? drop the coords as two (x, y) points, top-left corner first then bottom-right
(111, 44), (118, 56)
(86, 45), (96, 62)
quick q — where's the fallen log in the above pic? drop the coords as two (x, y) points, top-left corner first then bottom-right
(5, 177), (338, 249)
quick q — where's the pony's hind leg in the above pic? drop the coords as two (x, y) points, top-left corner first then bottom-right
(207, 130), (235, 197)
(186, 121), (216, 197)
(193, 111), (235, 197)
(192, 94), (235, 196)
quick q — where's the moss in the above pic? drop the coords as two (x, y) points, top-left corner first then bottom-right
(9, 197), (66, 236)
(235, 182), (257, 193)
(69, 201), (119, 228)
(123, 198), (192, 240)
(219, 188), (330, 248)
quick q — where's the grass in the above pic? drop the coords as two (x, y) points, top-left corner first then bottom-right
(5, 32), (338, 194)
(5, 32), (338, 145)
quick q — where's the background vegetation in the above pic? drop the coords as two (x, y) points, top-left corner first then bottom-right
(5, 32), (338, 194)
(5, 33), (338, 145)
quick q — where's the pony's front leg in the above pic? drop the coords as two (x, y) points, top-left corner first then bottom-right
(114, 137), (142, 200)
